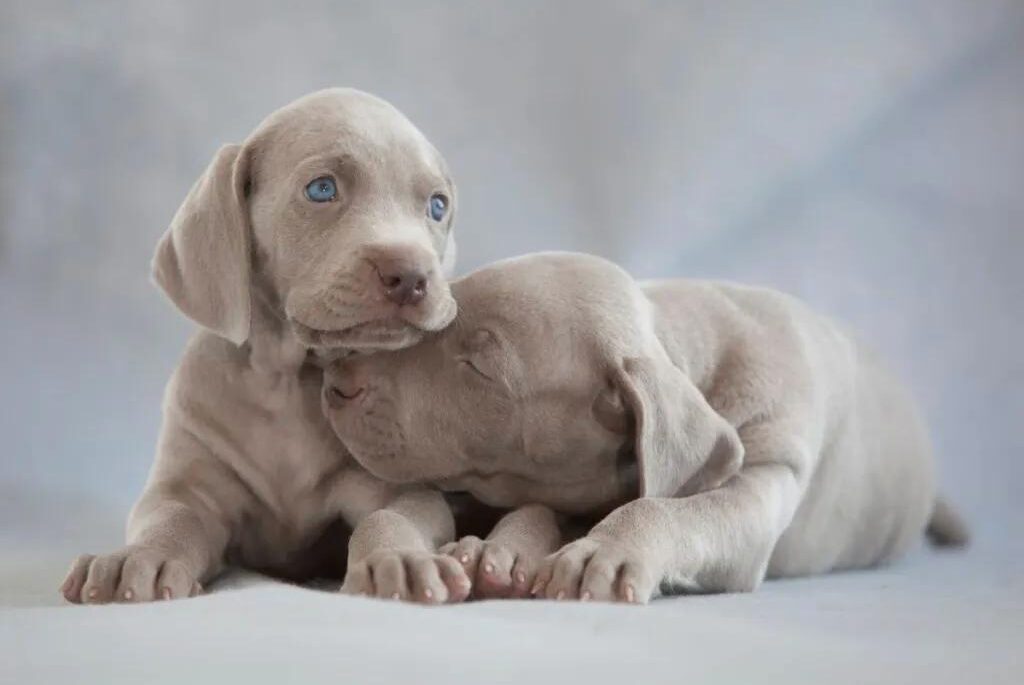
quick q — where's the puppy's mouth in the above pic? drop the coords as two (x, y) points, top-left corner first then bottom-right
(291, 318), (425, 350)
(290, 297), (457, 351)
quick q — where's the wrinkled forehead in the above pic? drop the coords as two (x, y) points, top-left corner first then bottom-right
(250, 90), (444, 181)
(457, 292), (584, 368)
(452, 254), (643, 375)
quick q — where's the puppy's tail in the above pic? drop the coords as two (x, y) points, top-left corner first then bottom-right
(925, 495), (969, 548)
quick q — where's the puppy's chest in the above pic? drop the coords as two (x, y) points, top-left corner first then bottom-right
(230, 370), (352, 555)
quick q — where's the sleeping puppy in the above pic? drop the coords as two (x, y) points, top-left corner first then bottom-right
(322, 251), (968, 603)
(61, 89), (472, 604)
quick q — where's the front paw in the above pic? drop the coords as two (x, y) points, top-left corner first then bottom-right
(532, 537), (659, 604)
(340, 549), (472, 604)
(439, 536), (540, 599)
(61, 546), (202, 604)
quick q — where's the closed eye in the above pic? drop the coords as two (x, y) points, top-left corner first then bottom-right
(459, 358), (492, 381)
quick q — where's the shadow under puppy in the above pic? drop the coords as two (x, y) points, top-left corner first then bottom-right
(323, 252), (968, 603)
(62, 88), (473, 604)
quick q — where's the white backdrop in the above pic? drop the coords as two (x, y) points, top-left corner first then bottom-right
(1, 0), (1022, 579)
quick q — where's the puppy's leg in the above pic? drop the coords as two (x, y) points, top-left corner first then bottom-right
(61, 423), (245, 605)
(535, 423), (812, 603)
(441, 504), (561, 599)
(340, 489), (471, 604)
(62, 486), (230, 604)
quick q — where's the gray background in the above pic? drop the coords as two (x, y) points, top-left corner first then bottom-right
(2, 4), (1022, 683)
(1, 1), (1021, 550)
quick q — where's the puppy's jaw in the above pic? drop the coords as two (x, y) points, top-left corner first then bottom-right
(291, 317), (424, 351)
(335, 416), (473, 489)
(289, 292), (456, 351)
(342, 434), (458, 486)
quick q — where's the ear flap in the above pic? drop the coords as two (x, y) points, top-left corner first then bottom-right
(152, 144), (252, 345)
(612, 355), (744, 498)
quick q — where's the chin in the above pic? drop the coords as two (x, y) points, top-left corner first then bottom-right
(349, 452), (419, 485)
(291, 317), (425, 351)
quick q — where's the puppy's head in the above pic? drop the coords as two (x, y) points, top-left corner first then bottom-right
(153, 88), (457, 351)
(322, 252), (743, 513)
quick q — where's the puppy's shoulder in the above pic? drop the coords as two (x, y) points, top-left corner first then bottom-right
(639, 279), (841, 403)
(641, 278), (822, 332)
(639, 278), (764, 331)
(164, 331), (252, 408)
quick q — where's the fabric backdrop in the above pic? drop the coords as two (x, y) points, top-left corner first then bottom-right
(1, 2), (1020, 683)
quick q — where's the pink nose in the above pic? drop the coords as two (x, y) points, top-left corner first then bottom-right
(323, 379), (364, 409)
(374, 259), (427, 306)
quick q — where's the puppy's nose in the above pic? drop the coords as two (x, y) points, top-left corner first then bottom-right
(324, 382), (364, 409)
(375, 260), (428, 306)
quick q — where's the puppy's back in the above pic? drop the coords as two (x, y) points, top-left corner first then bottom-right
(640, 278), (939, 573)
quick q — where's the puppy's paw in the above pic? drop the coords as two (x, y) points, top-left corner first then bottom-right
(61, 546), (202, 604)
(340, 549), (472, 604)
(440, 535), (542, 599)
(532, 537), (659, 604)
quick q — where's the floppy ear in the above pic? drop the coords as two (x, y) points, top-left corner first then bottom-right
(611, 355), (744, 498)
(152, 144), (252, 345)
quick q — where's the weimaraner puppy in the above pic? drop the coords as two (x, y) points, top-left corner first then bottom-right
(322, 251), (968, 603)
(61, 88), (474, 605)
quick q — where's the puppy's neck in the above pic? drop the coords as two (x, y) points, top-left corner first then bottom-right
(650, 300), (725, 394)
(246, 284), (308, 377)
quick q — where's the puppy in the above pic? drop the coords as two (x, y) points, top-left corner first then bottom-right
(323, 252), (968, 603)
(61, 89), (471, 605)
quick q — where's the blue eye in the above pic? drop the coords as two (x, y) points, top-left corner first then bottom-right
(428, 194), (448, 221)
(305, 176), (337, 203)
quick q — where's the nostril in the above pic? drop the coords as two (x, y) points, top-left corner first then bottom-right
(326, 384), (364, 407)
(375, 263), (429, 306)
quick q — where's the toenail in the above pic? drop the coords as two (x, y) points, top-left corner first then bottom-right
(483, 563), (494, 575)
(123, 590), (134, 601)
(625, 585), (636, 603)
(515, 572), (526, 585)
(460, 554), (470, 564)
(581, 590), (592, 601)
(424, 588), (434, 599)
(556, 590), (566, 600)
(161, 587), (172, 600)
(87, 588), (98, 599)
(391, 592), (400, 600)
